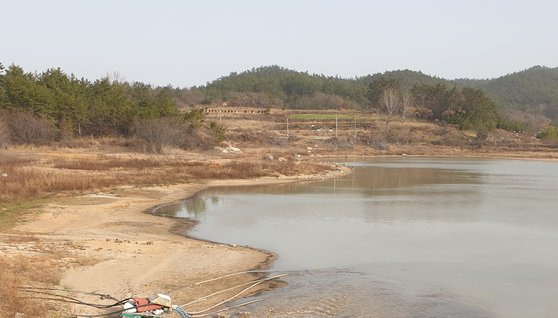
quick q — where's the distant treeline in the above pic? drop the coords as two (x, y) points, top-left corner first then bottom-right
(3, 63), (553, 143)
(457, 66), (558, 120)
(0, 63), (180, 136)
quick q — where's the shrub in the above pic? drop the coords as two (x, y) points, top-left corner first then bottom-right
(476, 126), (490, 141)
(182, 107), (206, 128)
(291, 92), (357, 109)
(134, 118), (186, 154)
(370, 138), (388, 150)
(181, 128), (217, 150)
(497, 118), (526, 133)
(226, 92), (282, 108)
(209, 121), (226, 143)
(537, 126), (558, 141)
(7, 111), (56, 145)
(135, 116), (227, 153)
(0, 114), (9, 146)
(409, 106), (433, 119)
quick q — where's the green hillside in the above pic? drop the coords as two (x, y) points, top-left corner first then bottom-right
(456, 66), (558, 120)
(200, 66), (447, 108)
(203, 65), (369, 106)
(356, 69), (447, 88)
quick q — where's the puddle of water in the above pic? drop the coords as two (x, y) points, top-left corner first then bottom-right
(156, 158), (558, 317)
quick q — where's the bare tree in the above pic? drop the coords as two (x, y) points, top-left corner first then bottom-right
(380, 88), (400, 134)
(105, 71), (127, 84)
(400, 89), (414, 141)
(135, 118), (184, 154)
(7, 112), (56, 145)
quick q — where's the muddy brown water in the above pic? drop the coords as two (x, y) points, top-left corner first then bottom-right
(156, 158), (558, 317)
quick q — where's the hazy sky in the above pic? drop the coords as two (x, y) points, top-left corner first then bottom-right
(2, 0), (557, 87)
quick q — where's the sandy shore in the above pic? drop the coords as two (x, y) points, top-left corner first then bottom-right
(11, 163), (350, 315)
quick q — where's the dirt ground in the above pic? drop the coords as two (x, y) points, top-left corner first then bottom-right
(214, 112), (558, 161)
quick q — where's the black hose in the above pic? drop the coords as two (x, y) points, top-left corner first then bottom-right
(18, 286), (119, 301)
(19, 289), (130, 309)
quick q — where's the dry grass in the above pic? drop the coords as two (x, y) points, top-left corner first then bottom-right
(0, 235), (99, 317)
(0, 166), (102, 200)
(0, 255), (62, 317)
(0, 151), (34, 165)
(53, 155), (183, 170)
(169, 159), (328, 180)
(0, 151), (331, 204)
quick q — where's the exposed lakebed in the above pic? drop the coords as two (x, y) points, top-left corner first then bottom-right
(156, 158), (558, 317)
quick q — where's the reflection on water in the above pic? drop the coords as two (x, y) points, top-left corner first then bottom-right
(156, 158), (558, 317)
(157, 195), (222, 218)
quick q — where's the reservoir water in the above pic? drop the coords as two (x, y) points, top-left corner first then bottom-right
(156, 158), (558, 317)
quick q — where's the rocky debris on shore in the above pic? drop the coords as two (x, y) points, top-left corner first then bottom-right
(216, 145), (242, 154)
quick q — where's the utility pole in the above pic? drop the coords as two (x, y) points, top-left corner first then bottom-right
(286, 116), (289, 139)
(353, 117), (357, 140)
(335, 116), (338, 139)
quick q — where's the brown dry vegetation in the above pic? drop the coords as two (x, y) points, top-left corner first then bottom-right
(217, 110), (558, 155)
(0, 258), (49, 317)
(0, 235), (97, 317)
(0, 150), (329, 203)
(0, 116), (9, 146)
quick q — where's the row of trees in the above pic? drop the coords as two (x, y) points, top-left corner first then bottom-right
(0, 63), (225, 152)
(369, 78), (499, 135)
(0, 63), (178, 137)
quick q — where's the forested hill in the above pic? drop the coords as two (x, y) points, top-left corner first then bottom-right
(201, 66), (445, 107)
(196, 65), (558, 121)
(456, 66), (558, 120)
(357, 69), (447, 88)
(204, 66), (369, 105)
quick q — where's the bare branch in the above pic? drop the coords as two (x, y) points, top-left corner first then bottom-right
(381, 88), (400, 133)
